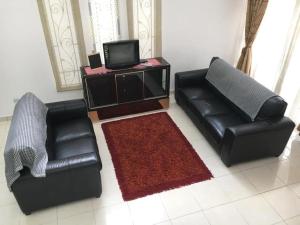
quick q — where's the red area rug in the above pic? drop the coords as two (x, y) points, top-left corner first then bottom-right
(101, 112), (213, 201)
(97, 100), (162, 120)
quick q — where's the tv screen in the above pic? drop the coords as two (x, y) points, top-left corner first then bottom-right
(103, 40), (140, 69)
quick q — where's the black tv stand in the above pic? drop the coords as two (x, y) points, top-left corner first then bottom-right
(81, 57), (170, 120)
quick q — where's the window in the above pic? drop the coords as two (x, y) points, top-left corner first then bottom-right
(127, 0), (161, 59)
(251, 0), (296, 90)
(89, 0), (162, 59)
(278, 22), (300, 124)
(89, 0), (120, 58)
(37, 0), (87, 91)
(251, 0), (300, 125)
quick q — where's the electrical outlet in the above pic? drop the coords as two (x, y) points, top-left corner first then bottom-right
(13, 98), (19, 104)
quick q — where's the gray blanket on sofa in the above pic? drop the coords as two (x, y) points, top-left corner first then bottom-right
(206, 58), (277, 121)
(4, 93), (48, 189)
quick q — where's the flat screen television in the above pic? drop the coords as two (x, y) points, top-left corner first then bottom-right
(103, 40), (140, 69)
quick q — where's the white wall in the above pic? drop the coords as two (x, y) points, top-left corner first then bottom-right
(0, 0), (246, 117)
(0, 0), (82, 117)
(162, 0), (246, 90)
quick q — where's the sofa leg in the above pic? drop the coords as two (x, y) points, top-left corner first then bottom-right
(220, 153), (232, 167)
(224, 162), (231, 167)
(23, 211), (31, 216)
(274, 153), (282, 157)
(221, 159), (231, 167)
(95, 192), (101, 198)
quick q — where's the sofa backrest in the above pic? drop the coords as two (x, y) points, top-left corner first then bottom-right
(206, 58), (287, 121)
(256, 96), (287, 120)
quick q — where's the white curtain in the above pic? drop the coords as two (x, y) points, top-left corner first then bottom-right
(251, 0), (300, 126)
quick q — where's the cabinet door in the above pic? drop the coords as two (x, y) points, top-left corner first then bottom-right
(116, 72), (144, 103)
(144, 69), (167, 99)
(85, 76), (117, 108)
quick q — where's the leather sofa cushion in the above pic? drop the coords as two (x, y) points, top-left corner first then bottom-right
(54, 136), (98, 159)
(178, 86), (216, 101)
(204, 113), (246, 143)
(190, 99), (231, 117)
(54, 118), (94, 143)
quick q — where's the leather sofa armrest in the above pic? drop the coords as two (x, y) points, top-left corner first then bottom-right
(46, 99), (87, 122)
(11, 152), (102, 215)
(175, 68), (208, 89)
(220, 117), (295, 166)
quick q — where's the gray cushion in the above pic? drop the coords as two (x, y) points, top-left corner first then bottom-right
(206, 58), (277, 121)
(4, 92), (48, 189)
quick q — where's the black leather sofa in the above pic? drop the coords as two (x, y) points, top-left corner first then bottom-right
(11, 99), (102, 215)
(175, 58), (295, 166)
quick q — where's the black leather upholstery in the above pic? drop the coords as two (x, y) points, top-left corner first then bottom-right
(54, 118), (94, 143)
(175, 69), (208, 90)
(220, 117), (295, 165)
(178, 86), (216, 101)
(204, 113), (246, 144)
(175, 63), (295, 166)
(190, 99), (231, 117)
(11, 99), (102, 215)
(256, 96), (287, 120)
(46, 99), (88, 123)
(55, 137), (99, 160)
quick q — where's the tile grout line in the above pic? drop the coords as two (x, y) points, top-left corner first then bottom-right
(175, 177), (300, 220)
(126, 201), (139, 225)
(261, 193), (287, 224)
(227, 203), (251, 225)
(283, 214), (300, 224)
(158, 193), (173, 222)
(200, 209), (214, 225)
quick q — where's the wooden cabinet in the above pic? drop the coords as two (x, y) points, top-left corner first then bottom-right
(81, 57), (170, 111)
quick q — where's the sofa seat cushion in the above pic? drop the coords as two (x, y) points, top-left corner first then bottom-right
(54, 118), (95, 143)
(179, 86), (216, 101)
(190, 99), (231, 117)
(204, 113), (246, 143)
(54, 136), (98, 160)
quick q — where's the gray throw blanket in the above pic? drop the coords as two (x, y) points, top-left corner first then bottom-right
(4, 92), (48, 189)
(206, 58), (277, 121)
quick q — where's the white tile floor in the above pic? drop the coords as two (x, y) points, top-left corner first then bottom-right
(1, 96), (300, 225)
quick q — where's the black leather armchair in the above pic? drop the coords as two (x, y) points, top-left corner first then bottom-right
(11, 99), (102, 215)
(175, 60), (295, 166)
